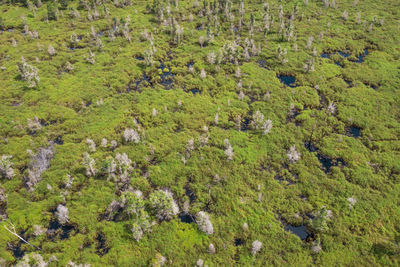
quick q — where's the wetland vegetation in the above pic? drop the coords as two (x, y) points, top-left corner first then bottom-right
(0, 0), (399, 266)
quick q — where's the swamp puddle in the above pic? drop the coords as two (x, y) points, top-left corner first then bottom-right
(352, 49), (369, 63)
(284, 224), (310, 240)
(234, 238), (244, 246)
(321, 49), (369, 64)
(316, 154), (346, 173)
(96, 232), (110, 256)
(159, 63), (174, 89)
(348, 126), (362, 138)
(280, 216), (314, 241)
(54, 136), (63, 145)
(305, 142), (346, 173)
(277, 75), (296, 87)
(240, 116), (251, 131)
(179, 213), (195, 224)
(274, 175), (296, 185)
(338, 51), (350, 58)
(47, 220), (76, 240)
(185, 186), (196, 204)
(8, 241), (25, 259)
(189, 88), (201, 95)
(127, 74), (151, 93)
(334, 61), (344, 68)
(257, 59), (268, 69)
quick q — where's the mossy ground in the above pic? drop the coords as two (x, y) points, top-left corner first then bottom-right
(0, 0), (400, 266)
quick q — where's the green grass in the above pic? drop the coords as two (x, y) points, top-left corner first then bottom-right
(0, 0), (399, 266)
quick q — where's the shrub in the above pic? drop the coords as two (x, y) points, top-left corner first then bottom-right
(47, 2), (59, 21)
(310, 207), (332, 232)
(121, 191), (151, 241)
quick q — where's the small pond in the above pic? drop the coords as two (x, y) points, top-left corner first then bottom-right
(349, 126), (362, 138)
(179, 213), (195, 224)
(285, 224), (310, 240)
(277, 75), (296, 87)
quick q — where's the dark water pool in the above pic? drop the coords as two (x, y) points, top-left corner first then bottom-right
(96, 232), (110, 256)
(317, 154), (346, 173)
(190, 88), (201, 95)
(349, 126), (362, 138)
(322, 49), (369, 64)
(277, 75), (296, 87)
(54, 136), (63, 145)
(354, 49), (369, 63)
(179, 213), (195, 223)
(185, 186), (196, 203)
(9, 241), (25, 259)
(234, 238), (244, 246)
(334, 61), (344, 68)
(241, 116), (251, 131)
(285, 224), (309, 240)
(257, 59), (267, 68)
(159, 63), (174, 88)
(338, 51), (350, 58)
(47, 220), (76, 240)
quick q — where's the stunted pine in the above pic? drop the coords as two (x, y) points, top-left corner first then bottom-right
(27, 116), (42, 133)
(17, 57), (40, 88)
(83, 152), (96, 177)
(224, 139), (234, 161)
(123, 128), (140, 143)
(86, 50), (95, 64)
(196, 211), (214, 235)
(250, 111), (273, 135)
(48, 44), (56, 56)
(251, 240), (262, 256)
(200, 69), (206, 79)
(0, 155), (14, 180)
(208, 243), (216, 254)
(64, 61), (74, 72)
(287, 145), (301, 163)
(342, 10), (348, 21)
(26, 145), (54, 190)
(55, 204), (69, 225)
(86, 139), (96, 152)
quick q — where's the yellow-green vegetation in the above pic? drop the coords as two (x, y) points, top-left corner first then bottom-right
(0, 0), (399, 266)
